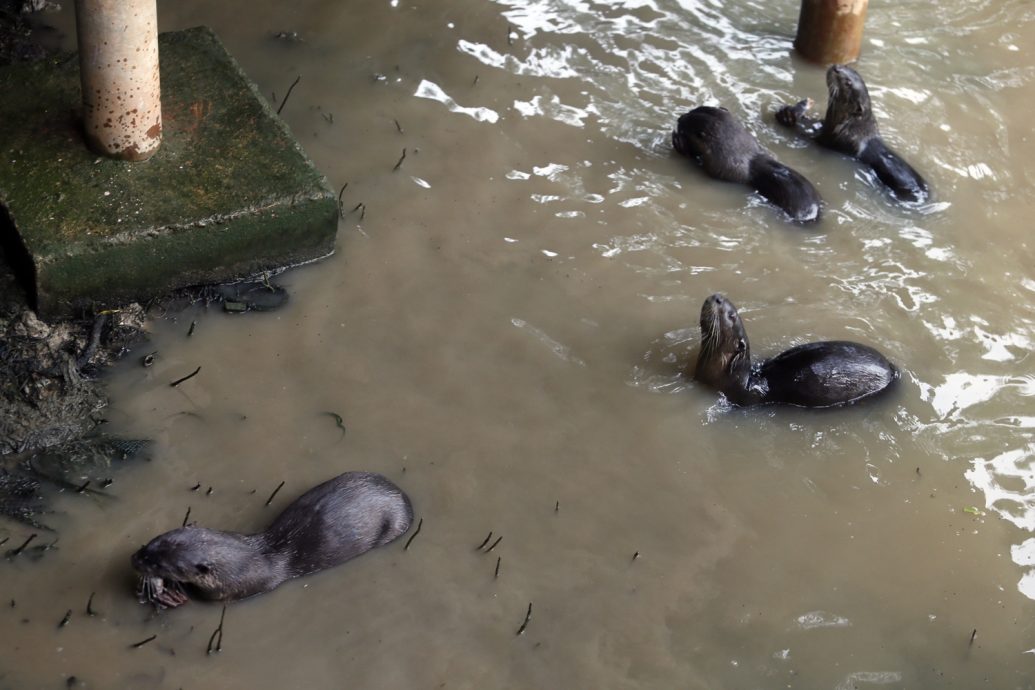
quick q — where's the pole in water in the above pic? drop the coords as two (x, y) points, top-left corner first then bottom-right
(793, 0), (868, 65)
(74, 0), (162, 161)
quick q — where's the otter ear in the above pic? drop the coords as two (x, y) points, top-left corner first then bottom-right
(196, 563), (212, 575)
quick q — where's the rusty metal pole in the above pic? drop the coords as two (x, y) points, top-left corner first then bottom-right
(75, 0), (162, 161)
(793, 0), (868, 65)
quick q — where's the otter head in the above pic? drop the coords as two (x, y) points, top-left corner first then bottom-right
(694, 293), (752, 396)
(132, 527), (262, 608)
(672, 106), (731, 158)
(824, 65), (877, 138)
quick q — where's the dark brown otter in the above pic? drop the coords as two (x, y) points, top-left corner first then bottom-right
(132, 472), (413, 608)
(775, 65), (929, 203)
(673, 106), (822, 223)
(694, 293), (898, 408)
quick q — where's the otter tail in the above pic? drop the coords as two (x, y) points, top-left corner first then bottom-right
(748, 156), (822, 223)
(859, 138), (929, 203)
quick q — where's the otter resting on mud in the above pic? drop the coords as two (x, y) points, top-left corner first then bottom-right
(673, 106), (822, 223)
(132, 472), (413, 608)
(693, 293), (899, 408)
(775, 64), (930, 203)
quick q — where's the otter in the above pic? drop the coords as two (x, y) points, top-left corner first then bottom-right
(132, 472), (412, 608)
(693, 293), (898, 408)
(673, 106), (822, 223)
(775, 65), (929, 203)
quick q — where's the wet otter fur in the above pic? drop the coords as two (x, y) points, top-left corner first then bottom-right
(132, 472), (413, 608)
(693, 293), (898, 408)
(673, 106), (822, 223)
(775, 65), (929, 203)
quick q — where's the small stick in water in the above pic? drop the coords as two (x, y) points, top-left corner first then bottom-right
(351, 202), (363, 213)
(632, 551), (640, 561)
(516, 602), (532, 635)
(75, 480), (90, 494)
(507, 24), (514, 45)
(207, 606), (227, 655)
(205, 487), (213, 496)
(0, 537), (7, 547)
(322, 112), (334, 124)
(58, 609), (72, 628)
(101, 478), (113, 488)
(969, 628), (977, 646)
(393, 148), (407, 171)
(337, 183), (349, 218)
(394, 118), (403, 133)
(170, 366), (201, 387)
(86, 592), (97, 617)
(476, 532), (493, 550)
(187, 320), (197, 337)
(265, 481), (285, 507)
(404, 518), (423, 550)
(276, 75), (301, 115)
(182, 506), (192, 527)
(494, 556), (501, 578)
(359, 204), (366, 221)
(190, 483), (201, 492)
(323, 411), (347, 435)
(554, 501), (559, 513)
(485, 536), (503, 553)
(130, 634), (157, 649)
(9, 533), (37, 556)
(472, 75), (480, 86)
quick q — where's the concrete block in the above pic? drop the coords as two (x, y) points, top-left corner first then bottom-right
(0, 26), (337, 318)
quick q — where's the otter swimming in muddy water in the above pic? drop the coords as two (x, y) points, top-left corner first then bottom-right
(775, 64), (930, 203)
(693, 293), (898, 408)
(132, 472), (413, 608)
(673, 105), (822, 223)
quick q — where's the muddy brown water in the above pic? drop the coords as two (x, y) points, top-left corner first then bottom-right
(3, 0), (1035, 687)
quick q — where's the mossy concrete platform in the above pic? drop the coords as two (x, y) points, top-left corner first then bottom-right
(0, 26), (337, 318)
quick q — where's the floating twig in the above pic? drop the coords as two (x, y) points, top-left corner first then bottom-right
(182, 506), (192, 527)
(359, 204), (366, 221)
(404, 518), (423, 550)
(188, 320), (197, 337)
(205, 487), (213, 496)
(9, 533), (37, 556)
(337, 183), (349, 219)
(170, 366), (201, 387)
(392, 148), (407, 171)
(472, 75), (480, 86)
(969, 628), (977, 646)
(265, 481), (285, 507)
(632, 551), (640, 560)
(58, 609), (72, 628)
(322, 112), (334, 124)
(86, 592), (97, 617)
(485, 536), (503, 553)
(494, 556), (501, 578)
(554, 501), (559, 513)
(351, 202), (363, 213)
(476, 532), (493, 550)
(276, 75), (301, 115)
(101, 479), (113, 488)
(0, 538), (7, 547)
(206, 606), (226, 655)
(9, 599), (14, 607)
(190, 483), (201, 492)
(515, 602), (532, 635)
(75, 480), (91, 494)
(323, 411), (347, 435)
(130, 634), (157, 649)
(141, 352), (156, 367)
(394, 118), (403, 133)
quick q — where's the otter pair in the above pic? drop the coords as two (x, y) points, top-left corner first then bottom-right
(673, 65), (930, 223)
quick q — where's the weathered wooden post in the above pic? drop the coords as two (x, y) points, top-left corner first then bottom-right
(75, 0), (162, 161)
(793, 0), (868, 65)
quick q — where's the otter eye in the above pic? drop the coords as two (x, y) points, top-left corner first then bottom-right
(196, 563), (211, 574)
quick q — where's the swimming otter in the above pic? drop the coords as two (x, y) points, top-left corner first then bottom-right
(673, 106), (822, 223)
(693, 293), (898, 408)
(775, 65), (929, 203)
(132, 472), (413, 608)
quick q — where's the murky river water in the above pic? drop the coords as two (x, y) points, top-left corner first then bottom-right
(4, 0), (1035, 687)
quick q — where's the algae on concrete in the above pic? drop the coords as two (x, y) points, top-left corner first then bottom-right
(0, 26), (337, 317)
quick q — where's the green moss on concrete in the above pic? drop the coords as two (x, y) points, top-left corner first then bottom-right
(0, 27), (337, 317)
